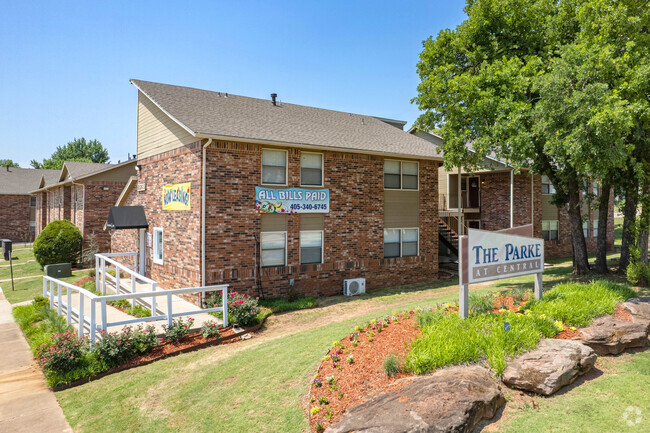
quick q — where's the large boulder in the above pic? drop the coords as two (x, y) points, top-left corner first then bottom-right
(620, 297), (650, 331)
(576, 316), (648, 355)
(325, 365), (504, 433)
(502, 339), (596, 396)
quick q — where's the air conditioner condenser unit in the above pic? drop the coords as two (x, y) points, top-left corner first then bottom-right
(343, 278), (366, 296)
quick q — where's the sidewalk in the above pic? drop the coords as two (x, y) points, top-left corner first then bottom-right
(0, 287), (72, 433)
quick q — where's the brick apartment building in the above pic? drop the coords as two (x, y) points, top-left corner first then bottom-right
(412, 130), (615, 259)
(109, 80), (443, 298)
(0, 166), (58, 242)
(32, 160), (137, 253)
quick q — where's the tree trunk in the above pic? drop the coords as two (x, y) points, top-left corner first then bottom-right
(594, 181), (611, 274)
(637, 176), (649, 266)
(567, 178), (590, 275)
(619, 178), (640, 272)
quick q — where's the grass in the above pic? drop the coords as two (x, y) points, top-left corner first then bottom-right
(13, 298), (72, 351)
(0, 247), (43, 280)
(499, 350), (650, 432)
(405, 281), (638, 376)
(526, 280), (637, 327)
(258, 296), (319, 313)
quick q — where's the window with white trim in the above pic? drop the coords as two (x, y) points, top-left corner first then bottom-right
(384, 160), (418, 190)
(593, 219), (599, 237)
(153, 228), (164, 264)
(541, 175), (556, 194)
(300, 231), (323, 264)
(300, 153), (323, 186)
(261, 149), (287, 185)
(542, 220), (558, 241)
(261, 231), (287, 267)
(583, 220), (589, 238)
(384, 228), (419, 258)
(30, 196), (36, 207)
(593, 182), (600, 196)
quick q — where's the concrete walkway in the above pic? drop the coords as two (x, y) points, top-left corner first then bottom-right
(0, 287), (72, 433)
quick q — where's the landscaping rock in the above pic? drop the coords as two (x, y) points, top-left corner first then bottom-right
(324, 365), (504, 433)
(502, 339), (596, 396)
(577, 316), (648, 355)
(620, 297), (650, 331)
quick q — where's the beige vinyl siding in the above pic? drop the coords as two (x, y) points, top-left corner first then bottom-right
(300, 213), (324, 231)
(384, 190), (419, 228)
(137, 92), (197, 160)
(542, 196), (558, 220)
(261, 214), (288, 232)
(438, 166), (448, 206)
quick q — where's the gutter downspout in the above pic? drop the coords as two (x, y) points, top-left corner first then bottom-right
(201, 139), (213, 292)
(71, 180), (85, 255)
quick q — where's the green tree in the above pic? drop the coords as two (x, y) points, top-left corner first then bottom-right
(31, 138), (110, 170)
(0, 159), (20, 167)
(413, 0), (647, 275)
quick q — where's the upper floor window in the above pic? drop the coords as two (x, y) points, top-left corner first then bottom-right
(262, 149), (287, 185)
(593, 219), (599, 237)
(593, 182), (600, 196)
(300, 152), (323, 186)
(384, 160), (418, 190)
(30, 196), (36, 207)
(541, 175), (556, 195)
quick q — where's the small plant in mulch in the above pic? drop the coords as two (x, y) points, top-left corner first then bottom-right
(163, 317), (195, 343)
(200, 320), (221, 338)
(318, 396), (329, 405)
(313, 377), (322, 388)
(347, 355), (354, 364)
(315, 423), (324, 432)
(383, 354), (401, 377)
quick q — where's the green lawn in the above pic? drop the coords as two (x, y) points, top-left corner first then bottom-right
(614, 216), (624, 248)
(0, 246), (92, 304)
(499, 350), (650, 432)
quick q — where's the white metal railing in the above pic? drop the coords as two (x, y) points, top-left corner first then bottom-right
(43, 275), (229, 347)
(95, 252), (153, 308)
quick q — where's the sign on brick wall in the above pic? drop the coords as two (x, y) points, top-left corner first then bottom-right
(255, 186), (329, 213)
(162, 183), (191, 210)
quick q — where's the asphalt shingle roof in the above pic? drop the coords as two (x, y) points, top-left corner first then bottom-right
(62, 161), (115, 180)
(130, 79), (443, 160)
(0, 167), (59, 195)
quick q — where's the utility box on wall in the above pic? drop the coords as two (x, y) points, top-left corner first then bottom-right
(44, 263), (72, 279)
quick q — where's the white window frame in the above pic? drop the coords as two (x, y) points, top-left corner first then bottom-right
(383, 228), (419, 258)
(261, 148), (288, 186)
(593, 182), (600, 196)
(299, 230), (324, 264)
(593, 219), (599, 237)
(583, 220), (589, 238)
(260, 231), (287, 267)
(541, 175), (556, 195)
(542, 220), (559, 241)
(300, 151), (324, 187)
(384, 159), (419, 191)
(153, 227), (164, 265)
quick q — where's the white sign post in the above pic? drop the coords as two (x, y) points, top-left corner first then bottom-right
(459, 225), (544, 318)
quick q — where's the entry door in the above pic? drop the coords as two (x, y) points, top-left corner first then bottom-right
(468, 177), (480, 208)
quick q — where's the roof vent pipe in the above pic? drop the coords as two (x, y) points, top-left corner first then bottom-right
(271, 93), (277, 106)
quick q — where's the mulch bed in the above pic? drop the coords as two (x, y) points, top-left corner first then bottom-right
(308, 312), (420, 431)
(492, 294), (528, 314)
(554, 324), (582, 339)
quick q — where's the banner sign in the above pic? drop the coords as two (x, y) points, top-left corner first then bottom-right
(466, 228), (544, 284)
(162, 183), (191, 210)
(255, 187), (330, 213)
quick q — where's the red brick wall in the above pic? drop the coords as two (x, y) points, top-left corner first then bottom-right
(83, 181), (128, 254)
(203, 141), (439, 298)
(36, 192), (47, 235)
(111, 142), (203, 290)
(110, 140), (440, 300)
(0, 194), (31, 241)
(478, 173), (614, 259)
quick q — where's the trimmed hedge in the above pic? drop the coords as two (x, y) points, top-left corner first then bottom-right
(34, 220), (83, 268)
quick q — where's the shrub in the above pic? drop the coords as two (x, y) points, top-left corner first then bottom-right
(209, 292), (261, 326)
(164, 317), (194, 342)
(626, 260), (650, 287)
(383, 354), (401, 377)
(36, 331), (87, 374)
(201, 320), (221, 338)
(34, 220), (83, 267)
(131, 325), (159, 354)
(93, 330), (135, 367)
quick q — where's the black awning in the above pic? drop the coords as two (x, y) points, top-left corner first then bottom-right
(105, 206), (149, 230)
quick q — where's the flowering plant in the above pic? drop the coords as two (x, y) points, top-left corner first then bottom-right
(164, 317), (194, 342)
(36, 332), (87, 373)
(201, 320), (221, 338)
(210, 292), (260, 326)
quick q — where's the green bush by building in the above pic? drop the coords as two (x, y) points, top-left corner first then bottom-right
(34, 220), (83, 268)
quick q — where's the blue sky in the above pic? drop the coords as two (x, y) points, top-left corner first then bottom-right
(0, 1), (467, 167)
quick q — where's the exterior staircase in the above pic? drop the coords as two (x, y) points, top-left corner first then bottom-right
(438, 218), (459, 256)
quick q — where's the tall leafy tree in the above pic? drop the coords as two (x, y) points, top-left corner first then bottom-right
(31, 138), (110, 170)
(413, 0), (645, 275)
(0, 159), (20, 167)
